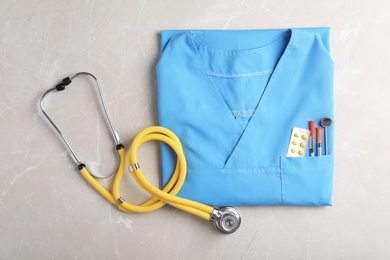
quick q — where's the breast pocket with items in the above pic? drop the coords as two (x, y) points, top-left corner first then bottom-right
(280, 154), (334, 206)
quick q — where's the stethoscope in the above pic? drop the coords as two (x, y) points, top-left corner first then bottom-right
(40, 72), (241, 234)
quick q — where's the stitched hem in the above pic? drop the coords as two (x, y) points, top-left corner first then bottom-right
(207, 69), (274, 78)
(231, 110), (255, 116)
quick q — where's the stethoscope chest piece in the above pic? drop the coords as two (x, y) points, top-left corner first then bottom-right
(212, 207), (241, 234)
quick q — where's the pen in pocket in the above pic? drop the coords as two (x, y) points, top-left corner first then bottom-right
(316, 127), (322, 156)
(309, 120), (315, 157)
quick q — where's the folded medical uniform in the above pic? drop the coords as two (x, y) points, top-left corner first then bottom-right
(157, 28), (334, 206)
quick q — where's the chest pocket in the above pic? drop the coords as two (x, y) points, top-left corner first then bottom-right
(280, 154), (334, 205)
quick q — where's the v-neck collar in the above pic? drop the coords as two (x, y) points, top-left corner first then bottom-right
(187, 29), (292, 124)
(187, 29), (294, 167)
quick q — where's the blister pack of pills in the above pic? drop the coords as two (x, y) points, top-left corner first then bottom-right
(286, 127), (310, 157)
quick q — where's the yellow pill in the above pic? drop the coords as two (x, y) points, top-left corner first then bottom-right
(298, 150), (304, 155)
(291, 148), (296, 153)
(292, 140), (298, 145)
(300, 142), (306, 148)
(302, 135), (307, 140)
(294, 133), (299, 138)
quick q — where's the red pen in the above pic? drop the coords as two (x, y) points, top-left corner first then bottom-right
(309, 120), (315, 157)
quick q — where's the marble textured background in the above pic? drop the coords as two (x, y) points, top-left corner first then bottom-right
(1, 0), (390, 259)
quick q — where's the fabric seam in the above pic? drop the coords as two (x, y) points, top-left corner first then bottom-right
(280, 157), (284, 205)
(207, 69), (274, 78)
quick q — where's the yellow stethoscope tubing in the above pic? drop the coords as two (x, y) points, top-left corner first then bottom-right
(79, 126), (214, 221)
(128, 127), (214, 219)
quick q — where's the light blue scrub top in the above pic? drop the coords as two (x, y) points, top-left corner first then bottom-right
(157, 28), (334, 206)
